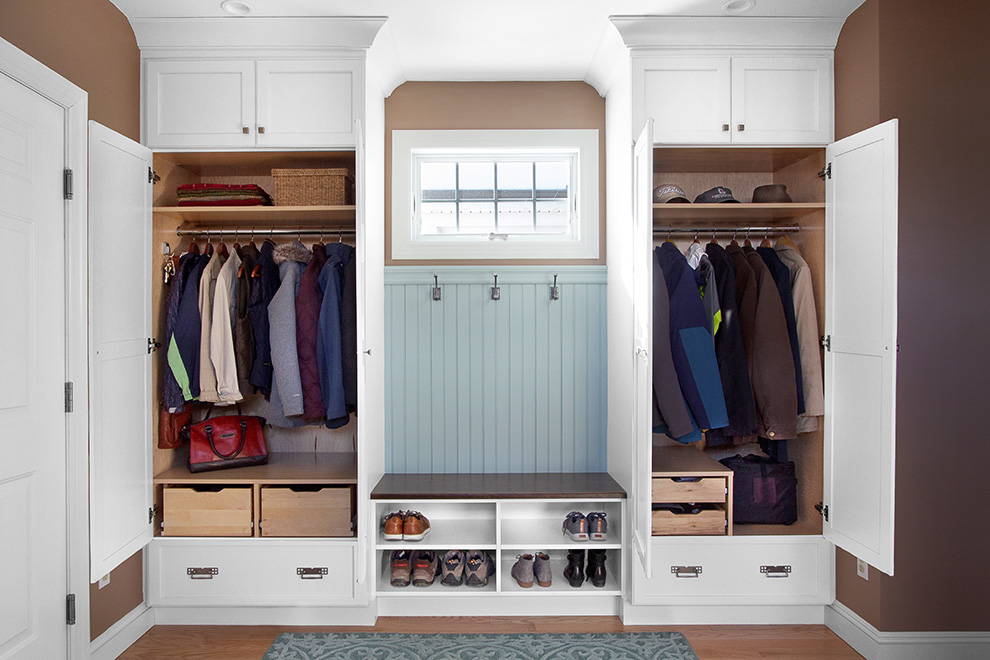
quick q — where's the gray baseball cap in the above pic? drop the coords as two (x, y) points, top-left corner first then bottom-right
(653, 183), (690, 204)
(694, 186), (740, 203)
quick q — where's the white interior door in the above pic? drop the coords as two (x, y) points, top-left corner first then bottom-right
(0, 71), (68, 660)
(823, 119), (898, 575)
(88, 122), (154, 581)
(256, 59), (356, 148)
(630, 119), (654, 585)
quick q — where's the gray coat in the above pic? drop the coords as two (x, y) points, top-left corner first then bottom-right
(267, 242), (311, 424)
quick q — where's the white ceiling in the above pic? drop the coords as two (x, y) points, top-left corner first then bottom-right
(110, 0), (864, 82)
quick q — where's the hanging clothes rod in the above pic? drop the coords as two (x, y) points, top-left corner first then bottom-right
(175, 228), (355, 237)
(653, 226), (800, 234)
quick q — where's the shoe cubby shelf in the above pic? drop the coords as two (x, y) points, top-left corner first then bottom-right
(371, 473), (626, 597)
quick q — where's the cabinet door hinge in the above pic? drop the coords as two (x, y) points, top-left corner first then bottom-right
(818, 163), (832, 180)
(149, 167), (160, 184)
(64, 382), (73, 413)
(148, 338), (161, 354)
(815, 502), (829, 522)
(149, 506), (158, 524)
(64, 169), (73, 200)
(66, 594), (76, 625)
(821, 335), (831, 352)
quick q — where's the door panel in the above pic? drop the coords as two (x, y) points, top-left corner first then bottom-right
(256, 60), (356, 148)
(824, 119), (898, 575)
(630, 119), (654, 588)
(635, 57), (730, 144)
(0, 71), (67, 660)
(89, 122), (154, 580)
(731, 57), (832, 145)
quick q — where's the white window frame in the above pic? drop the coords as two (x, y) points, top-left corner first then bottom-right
(392, 129), (599, 260)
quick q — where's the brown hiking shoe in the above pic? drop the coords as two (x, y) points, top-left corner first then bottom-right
(383, 511), (405, 541)
(403, 511), (431, 541)
(390, 550), (412, 587)
(411, 550), (439, 586)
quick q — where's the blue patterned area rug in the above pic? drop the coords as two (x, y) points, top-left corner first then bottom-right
(262, 632), (699, 660)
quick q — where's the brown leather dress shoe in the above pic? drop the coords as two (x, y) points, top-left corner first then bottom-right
(403, 511), (431, 541)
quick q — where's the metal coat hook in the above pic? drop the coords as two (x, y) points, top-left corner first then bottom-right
(550, 273), (560, 301)
(432, 274), (442, 301)
(491, 273), (500, 301)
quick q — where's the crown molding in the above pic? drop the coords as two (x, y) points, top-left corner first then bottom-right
(610, 16), (846, 50)
(130, 17), (386, 51)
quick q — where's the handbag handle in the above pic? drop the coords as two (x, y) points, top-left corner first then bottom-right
(202, 402), (242, 421)
(204, 420), (248, 460)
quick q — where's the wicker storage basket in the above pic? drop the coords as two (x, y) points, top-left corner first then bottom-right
(272, 168), (353, 206)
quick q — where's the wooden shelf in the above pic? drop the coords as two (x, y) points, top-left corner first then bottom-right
(154, 150), (355, 175)
(154, 452), (357, 485)
(654, 147), (823, 173)
(652, 446), (732, 479)
(653, 202), (823, 223)
(153, 204), (356, 225)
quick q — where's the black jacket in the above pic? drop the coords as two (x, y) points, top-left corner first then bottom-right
(758, 246), (806, 415)
(248, 240), (281, 396)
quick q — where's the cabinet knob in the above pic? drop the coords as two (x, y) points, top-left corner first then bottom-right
(737, 124), (745, 132)
(242, 126), (250, 134)
(722, 124), (730, 132)
(258, 126), (266, 134)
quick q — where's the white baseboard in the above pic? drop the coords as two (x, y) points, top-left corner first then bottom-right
(826, 601), (990, 660)
(376, 595), (621, 617)
(89, 605), (155, 660)
(620, 602), (825, 625)
(152, 604), (378, 626)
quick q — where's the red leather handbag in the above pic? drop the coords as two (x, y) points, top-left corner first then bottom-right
(158, 401), (192, 449)
(184, 405), (268, 473)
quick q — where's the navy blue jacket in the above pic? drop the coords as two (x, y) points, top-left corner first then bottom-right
(654, 242), (728, 431)
(173, 254), (207, 400)
(318, 244), (354, 428)
(248, 240), (280, 396)
(163, 251), (200, 410)
(758, 246), (806, 415)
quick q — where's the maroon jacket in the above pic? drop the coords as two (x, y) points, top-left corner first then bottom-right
(295, 244), (328, 421)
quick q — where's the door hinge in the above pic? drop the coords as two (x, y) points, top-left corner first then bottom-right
(149, 506), (158, 524)
(63, 168), (73, 200)
(821, 335), (831, 352)
(149, 167), (160, 184)
(148, 338), (161, 354)
(64, 382), (73, 413)
(66, 594), (76, 625)
(818, 163), (832, 180)
(816, 502), (829, 522)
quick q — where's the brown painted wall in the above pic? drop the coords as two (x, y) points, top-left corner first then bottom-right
(384, 81), (606, 265)
(0, 0), (144, 641)
(834, 0), (990, 632)
(0, 0), (140, 141)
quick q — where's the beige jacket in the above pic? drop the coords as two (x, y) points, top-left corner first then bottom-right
(211, 249), (242, 403)
(197, 249), (226, 403)
(775, 242), (825, 432)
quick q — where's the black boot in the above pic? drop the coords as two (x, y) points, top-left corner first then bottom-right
(564, 549), (585, 587)
(587, 549), (607, 588)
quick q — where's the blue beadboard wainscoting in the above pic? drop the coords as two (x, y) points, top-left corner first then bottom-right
(385, 266), (607, 474)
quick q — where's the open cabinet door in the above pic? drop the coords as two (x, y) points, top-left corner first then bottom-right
(631, 119), (654, 583)
(353, 118), (368, 591)
(823, 119), (898, 576)
(88, 122), (154, 580)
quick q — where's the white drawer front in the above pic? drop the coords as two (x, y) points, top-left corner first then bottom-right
(149, 540), (355, 606)
(637, 537), (831, 605)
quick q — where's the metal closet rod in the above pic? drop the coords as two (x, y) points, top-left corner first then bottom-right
(653, 226), (800, 234)
(175, 228), (355, 237)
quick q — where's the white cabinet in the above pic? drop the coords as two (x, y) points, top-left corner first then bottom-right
(145, 58), (361, 149)
(633, 54), (832, 145)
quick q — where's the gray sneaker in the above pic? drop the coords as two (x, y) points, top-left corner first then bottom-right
(510, 554), (534, 588)
(464, 550), (495, 587)
(534, 552), (552, 587)
(440, 550), (465, 586)
(562, 511), (588, 541)
(587, 512), (608, 541)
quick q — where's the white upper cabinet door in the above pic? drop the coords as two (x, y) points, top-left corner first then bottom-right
(256, 60), (358, 148)
(630, 119), (655, 589)
(88, 122), (155, 580)
(146, 60), (256, 149)
(635, 57), (731, 145)
(731, 56), (832, 145)
(823, 119), (898, 576)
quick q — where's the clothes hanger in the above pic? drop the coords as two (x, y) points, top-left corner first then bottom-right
(743, 228), (752, 248)
(760, 228), (771, 248)
(204, 230), (214, 257)
(729, 228), (739, 247)
(232, 228), (243, 259)
(776, 234), (799, 251)
(217, 234), (229, 259)
(249, 227), (258, 250)
(710, 228), (719, 246)
(692, 228), (700, 244)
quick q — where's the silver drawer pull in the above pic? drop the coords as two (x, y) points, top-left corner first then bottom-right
(761, 565), (791, 578)
(671, 565), (702, 578)
(297, 567), (329, 580)
(187, 567), (218, 580)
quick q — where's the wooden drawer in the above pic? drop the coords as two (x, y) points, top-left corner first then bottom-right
(652, 477), (726, 504)
(162, 487), (252, 537)
(652, 508), (726, 536)
(148, 539), (356, 606)
(261, 486), (353, 537)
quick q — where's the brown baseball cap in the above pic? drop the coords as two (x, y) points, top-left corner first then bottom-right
(752, 183), (792, 203)
(653, 183), (690, 204)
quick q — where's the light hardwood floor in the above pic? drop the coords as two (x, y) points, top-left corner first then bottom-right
(117, 618), (864, 659)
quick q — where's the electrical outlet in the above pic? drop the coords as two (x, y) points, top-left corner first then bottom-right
(98, 574), (110, 589)
(857, 559), (869, 581)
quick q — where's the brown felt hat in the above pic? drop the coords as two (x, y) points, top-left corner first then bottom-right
(752, 184), (792, 203)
